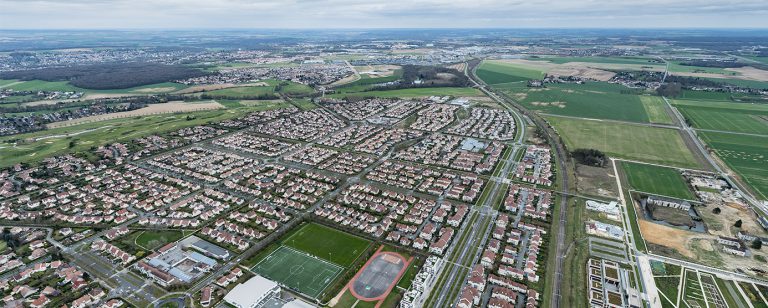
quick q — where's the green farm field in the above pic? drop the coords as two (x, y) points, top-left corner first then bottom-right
(1, 79), (84, 92)
(640, 96), (674, 124)
(476, 60), (545, 84)
(673, 99), (768, 135)
(528, 56), (664, 66)
(698, 131), (768, 199)
(622, 162), (696, 200)
(496, 81), (655, 123)
(282, 223), (371, 267)
(328, 87), (482, 99)
(546, 116), (702, 168)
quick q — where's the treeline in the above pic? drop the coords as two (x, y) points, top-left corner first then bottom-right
(679, 60), (746, 68)
(0, 62), (210, 90)
(571, 148), (606, 167)
(665, 75), (726, 88)
(368, 65), (470, 91)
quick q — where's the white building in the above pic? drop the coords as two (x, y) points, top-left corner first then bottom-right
(223, 275), (280, 308)
(585, 200), (621, 221)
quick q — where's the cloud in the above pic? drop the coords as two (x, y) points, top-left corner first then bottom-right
(0, 0), (766, 29)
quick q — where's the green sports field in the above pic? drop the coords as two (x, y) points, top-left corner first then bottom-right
(283, 223), (371, 267)
(545, 116), (702, 169)
(622, 162), (696, 200)
(252, 245), (344, 299)
(672, 99), (768, 135)
(135, 230), (184, 250)
(476, 60), (545, 84)
(698, 131), (768, 199)
(496, 82), (655, 123)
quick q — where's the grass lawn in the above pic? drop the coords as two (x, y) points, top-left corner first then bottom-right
(622, 162), (696, 200)
(0, 106), (263, 168)
(477, 60), (545, 84)
(682, 270), (707, 308)
(699, 131), (768, 199)
(546, 116), (702, 168)
(328, 87), (482, 99)
(283, 223), (371, 267)
(89, 82), (188, 94)
(135, 230), (184, 250)
(639, 96), (673, 124)
(290, 98), (317, 110)
(497, 82), (653, 123)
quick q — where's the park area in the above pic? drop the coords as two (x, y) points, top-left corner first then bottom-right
(622, 162), (696, 200)
(545, 116), (702, 168)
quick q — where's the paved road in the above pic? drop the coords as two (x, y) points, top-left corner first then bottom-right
(468, 59), (571, 308)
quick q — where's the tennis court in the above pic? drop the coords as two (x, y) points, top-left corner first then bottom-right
(252, 245), (344, 299)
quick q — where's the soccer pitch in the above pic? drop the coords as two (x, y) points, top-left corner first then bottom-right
(252, 245), (344, 299)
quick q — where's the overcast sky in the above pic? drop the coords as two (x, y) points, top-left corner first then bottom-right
(1, 0), (767, 29)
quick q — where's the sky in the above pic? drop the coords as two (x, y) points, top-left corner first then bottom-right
(1, 0), (767, 29)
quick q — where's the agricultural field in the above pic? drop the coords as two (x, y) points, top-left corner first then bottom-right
(698, 131), (768, 199)
(0, 79), (85, 92)
(496, 81), (656, 123)
(640, 96), (674, 124)
(476, 60), (545, 84)
(528, 56), (664, 66)
(622, 162), (696, 200)
(328, 87), (482, 99)
(545, 116), (702, 168)
(672, 99), (768, 135)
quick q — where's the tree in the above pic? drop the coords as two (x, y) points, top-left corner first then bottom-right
(657, 82), (682, 97)
(734, 219), (743, 228)
(752, 239), (763, 250)
(712, 207), (721, 214)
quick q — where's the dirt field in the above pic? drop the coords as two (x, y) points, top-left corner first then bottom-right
(640, 219), (706, 258)
(133, 87), (178, 93)
(354, 65), (400, 77)
(672, 66), (768, 81)
(447, 62), (467, 72)
(83, 93), (137, 100)
(172, 82), (269, 94)
(575, 164), (619, 198)
(699, 202), (768, 237)
(328, 73), (359, 87)
(47, 101), (223, 128)
(493, 59), (629, 81)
